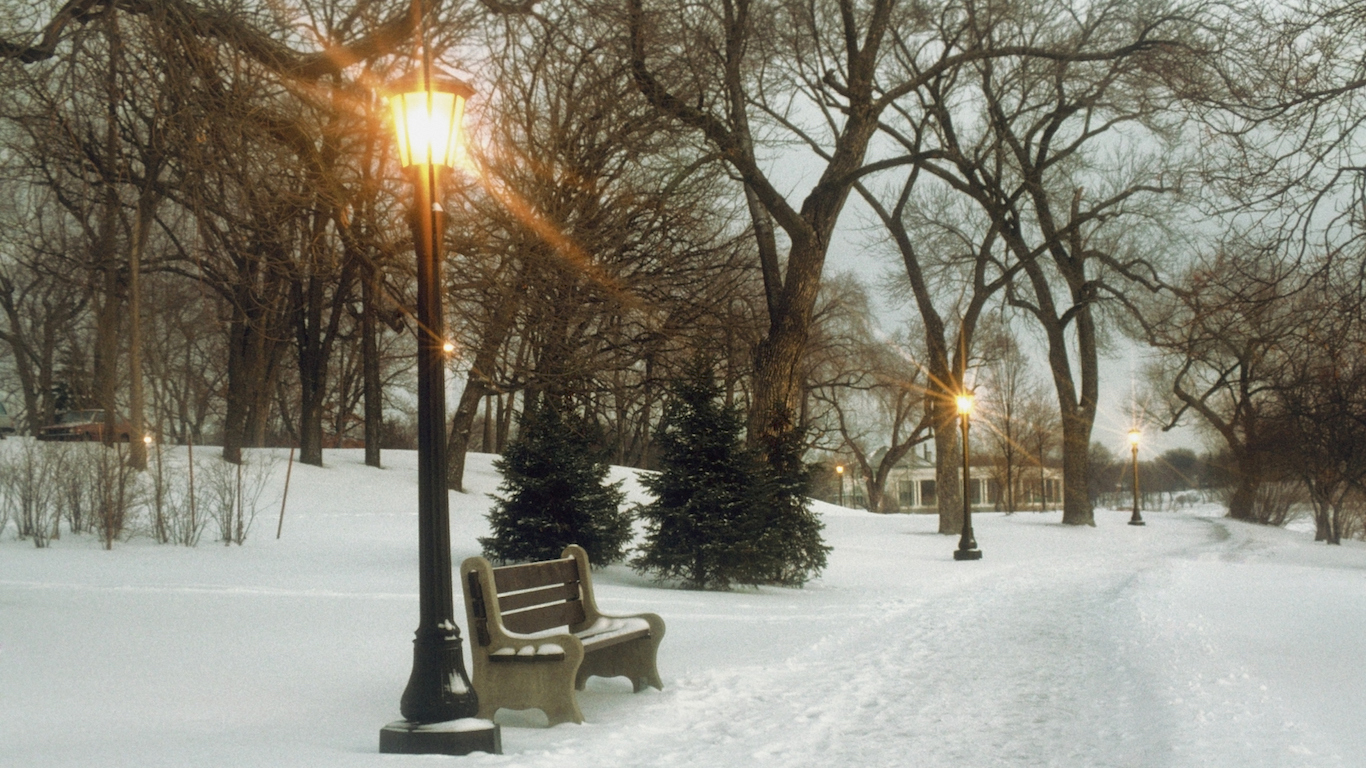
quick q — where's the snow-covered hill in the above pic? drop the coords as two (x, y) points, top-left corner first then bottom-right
(2, 447), (1363, 767)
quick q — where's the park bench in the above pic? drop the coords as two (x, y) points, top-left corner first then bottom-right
(460, 544), (665, 725)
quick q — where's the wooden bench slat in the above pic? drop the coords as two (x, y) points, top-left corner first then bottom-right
(501, 599), (587, 635)
(498, 581), (580, 613)
(492, 558), (579, 594)
(579, 626), (650, 652)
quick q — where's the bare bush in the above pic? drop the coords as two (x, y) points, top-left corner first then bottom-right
(202, 452), (278, 546)
(0, 440), (64, 547)
(1338, 491), (1366, 542)
(1255, 482), (1306, 528)
(0, 446), (10, 538)
(0, 445), (12, 539)
(59, 442), (101, 535)
(92, 443), (142, 550)
(162, 457), (207, 547)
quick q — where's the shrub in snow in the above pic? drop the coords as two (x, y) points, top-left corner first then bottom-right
(0, 440), (64, 547)
(481, 398), (631, 565)
(633, 363), (770, 589)
(633, 364), (829, 589)
(91, 442), (143, 550)
(59, 443), (100, 535)
(0, 459), (7, 538)
(154, 449), (209, 547)
(201, 452), (278, 546)
(751, 413), (829, 586)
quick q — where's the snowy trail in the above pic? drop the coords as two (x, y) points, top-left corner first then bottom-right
(477, 518), (1143, 766)
(486, 512), (1355, 768)
(3, 451), (1364, 768)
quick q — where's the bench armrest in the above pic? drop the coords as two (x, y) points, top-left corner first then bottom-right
(560, 545), (667, 644)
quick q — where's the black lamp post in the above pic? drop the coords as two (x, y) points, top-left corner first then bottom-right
(954, 393), (982, 560)
(835, 464), (845, 507)
(378, 68), (499, 756)
(1128, 429), (1145, 526)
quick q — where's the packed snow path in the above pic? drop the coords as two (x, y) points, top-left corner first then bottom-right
(2, 450), (1363, 768)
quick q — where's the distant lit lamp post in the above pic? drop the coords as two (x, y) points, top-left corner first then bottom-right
(835, 464), (845, 507)
(378, 68), (499, 756)
(954, 393), (982, 560)
(1128, 429), (1145, 526)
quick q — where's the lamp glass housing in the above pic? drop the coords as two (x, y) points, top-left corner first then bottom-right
(1128, 429), (1141, 446)
(387, 73), (474, 168)
(956, 394), (974, 416)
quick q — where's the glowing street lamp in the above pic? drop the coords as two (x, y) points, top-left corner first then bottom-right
(1128, 429), (1145, 526)
(954, 393), (982, 561)
(835, 464), (845, 507)
(387, 72), (473, 170)
(378, 68), (498, 756)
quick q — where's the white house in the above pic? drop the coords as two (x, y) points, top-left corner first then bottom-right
(844, 447), (1063, 513)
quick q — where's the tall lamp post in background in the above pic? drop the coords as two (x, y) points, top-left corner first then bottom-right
(954, 393), (982, 560)
(378, 68), (500, 756)
(1128, 429), (1145, 526)
(835, 464), (845, 507)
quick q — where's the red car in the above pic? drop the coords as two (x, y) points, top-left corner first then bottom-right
(38, 410), (133, 442)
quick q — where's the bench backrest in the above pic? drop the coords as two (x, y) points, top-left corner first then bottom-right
(467, 554), (586, 641)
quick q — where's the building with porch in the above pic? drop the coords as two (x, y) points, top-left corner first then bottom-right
(843, 447), (1062, 513)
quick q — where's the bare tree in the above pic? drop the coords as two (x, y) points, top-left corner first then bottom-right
(807, 273), (931, 512)
(1261, 264), (1366, 544)
(1144, 246), (1301, 521)
(980, 320), (1045, 514)
(442, 6), (749, 488)
(627, 0), (977, 461)
(895, 0), (1213, 525)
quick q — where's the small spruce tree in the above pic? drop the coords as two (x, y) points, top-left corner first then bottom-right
(634, 363), (770, 589)
(481, 398), (631, 565)
(752, 412), (830, 585)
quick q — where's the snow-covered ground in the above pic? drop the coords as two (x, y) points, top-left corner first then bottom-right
(2, 447), (1364, 767)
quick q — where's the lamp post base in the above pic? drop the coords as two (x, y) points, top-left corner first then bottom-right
(380, 719), (501, 755)
(1128, 519), (1146, 526)
(953, 548), (982, 560)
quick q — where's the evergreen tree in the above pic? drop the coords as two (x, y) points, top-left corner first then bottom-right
(752, 411), (830, 586)
(481, 398), (631, 565)
(633, 363), (768, 589)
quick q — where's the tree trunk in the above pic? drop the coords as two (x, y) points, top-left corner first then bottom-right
(1058, 403), (1095, 526)
(481, 394), (494, 452)
(1225, 456), (1260, 521)
(362, 261), (382, 468)
(93, 6), (122, 446)
(126, 191), (157, 470)
(446, 272), (520, 491)
(446, 377), (488, 493)
(223, 300), (284, 464)
(295, 272), (323, 463)
(222, 319), (252, 465)
(934, 412), (962, 534)
(747, 239), (823, 458)
(867, 439), (917, 514)
(295, 271), (326, 465)
(499, 392), (515, 452)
